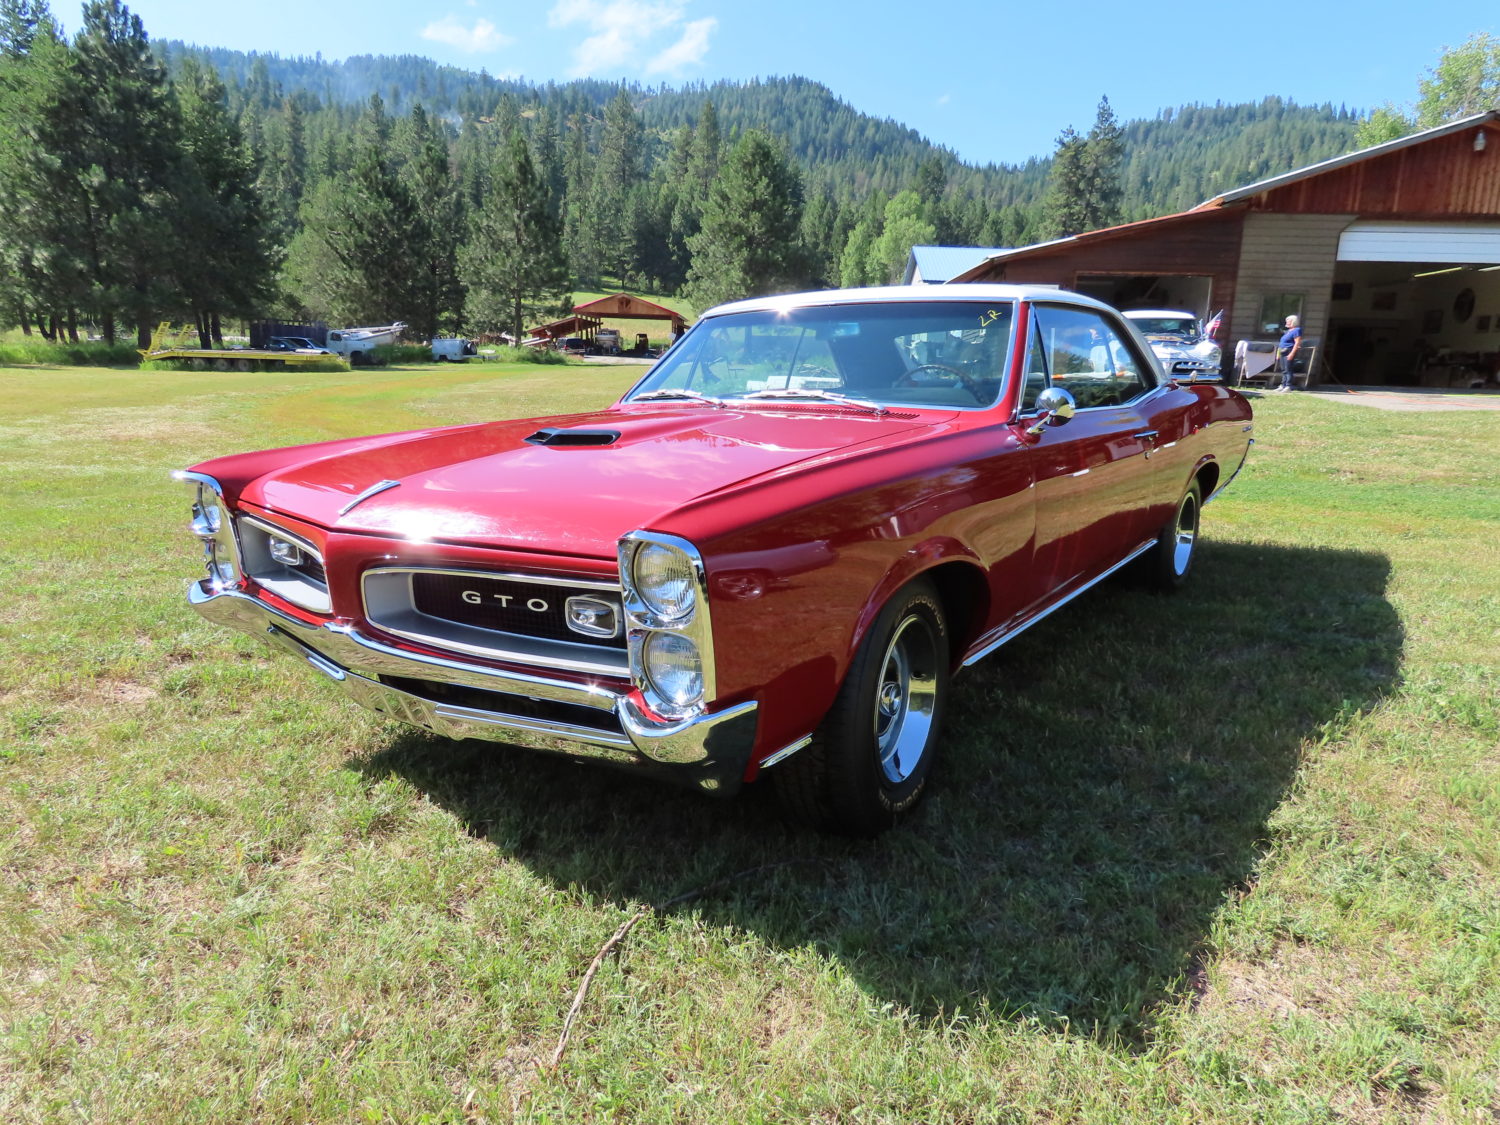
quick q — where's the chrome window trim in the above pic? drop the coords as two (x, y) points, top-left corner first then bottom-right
(361, 566), (628, 677)
(625, 299), (1018, 413)
(1015, 302), (1165, 424)
(618, 530), (719, 719)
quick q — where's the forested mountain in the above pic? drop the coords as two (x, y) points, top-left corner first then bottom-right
(157, 41), (1360, 221)
(2, 7), (1365, 348)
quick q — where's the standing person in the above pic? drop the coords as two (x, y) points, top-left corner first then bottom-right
(1276, 315), (1302, 392)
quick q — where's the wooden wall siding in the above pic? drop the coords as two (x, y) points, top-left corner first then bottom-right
(977, 212), (1244, 344)
(1234, 213), (1352, 366)
(1256, 126), (1500, 217)
(993, 212), (1242, 279)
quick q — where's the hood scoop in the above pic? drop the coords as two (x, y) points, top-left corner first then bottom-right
(524, 426), (621, 447)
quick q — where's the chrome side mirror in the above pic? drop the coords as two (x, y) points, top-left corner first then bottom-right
(1025, 386), (1077, 435)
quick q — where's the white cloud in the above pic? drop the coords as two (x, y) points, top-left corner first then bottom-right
(549, 0), (714, 76)
(420, 14), (514, 54)
(936, 93), (951, 106)
(646, 17), (716, 75)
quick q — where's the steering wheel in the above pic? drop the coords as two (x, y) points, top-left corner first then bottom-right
(896, 363), (981, 399)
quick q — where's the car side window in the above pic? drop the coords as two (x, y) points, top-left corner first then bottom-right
(1031, 305), (1155, 409)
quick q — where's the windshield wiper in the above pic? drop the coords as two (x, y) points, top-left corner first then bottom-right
(737, 388), (888, 415)
(631, 388), (727, 407)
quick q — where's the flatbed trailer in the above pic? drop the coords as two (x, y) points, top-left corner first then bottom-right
(140, 346), (343, 371)
(139, 323), (347, 371)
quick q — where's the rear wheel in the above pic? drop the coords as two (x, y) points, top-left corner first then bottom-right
(1147, 480), (1201, 591)
(774, 578), (949, 835)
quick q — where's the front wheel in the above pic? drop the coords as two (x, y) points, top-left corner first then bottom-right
(773, 578), (949, 835)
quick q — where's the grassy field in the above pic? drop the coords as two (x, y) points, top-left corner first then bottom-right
(1, 362), (1496, 1123)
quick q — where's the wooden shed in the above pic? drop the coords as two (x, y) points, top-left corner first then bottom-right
(953, 111), (1500, 388)
(571, 294), (689, 339)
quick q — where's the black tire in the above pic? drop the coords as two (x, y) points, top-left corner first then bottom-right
(1147, 479), (1202, 592)
(774, 578), (949, 836)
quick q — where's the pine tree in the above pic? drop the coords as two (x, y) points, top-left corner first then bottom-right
(1082, 96), (1124, 228)
(0, 0), (50, 56)
(1042, 98), (1124, 238)
(460, 130), (569, 344)
(285, 95), (431, 329)
(0, 0), (76, 336)
(64, 0), (191, 344)
(561, 114), (597, 286)
(587, 89), (643, 286)
(685, 130), (805, 310)
(173, 57), (274, 345)
(392, 104), (464, 337)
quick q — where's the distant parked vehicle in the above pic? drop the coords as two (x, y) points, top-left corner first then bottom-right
(325, 323), (404, 366)
(557, 337), (589, 355)
(1122, 309), (1222, 382)
(267, 336), (332, 354)
(431, 338), (477, 362)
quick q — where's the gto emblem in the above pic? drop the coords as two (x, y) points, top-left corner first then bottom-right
(461, 589), (549, 612)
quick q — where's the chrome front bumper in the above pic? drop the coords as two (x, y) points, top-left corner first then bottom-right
(186, 582), (758, 794)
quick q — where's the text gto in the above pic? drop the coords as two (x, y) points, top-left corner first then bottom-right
(461, 590), (549, 612)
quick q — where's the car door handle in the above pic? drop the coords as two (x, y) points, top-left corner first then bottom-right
(1133, 430), (1159, 458)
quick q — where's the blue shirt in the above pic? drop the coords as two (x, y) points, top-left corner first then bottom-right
(1279, 326), (1302, 353)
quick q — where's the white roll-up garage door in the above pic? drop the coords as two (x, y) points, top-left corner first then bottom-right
(1337, 221), (1500, 263)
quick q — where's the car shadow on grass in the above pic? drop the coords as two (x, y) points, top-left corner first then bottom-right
(351, 542), (1402, 1045)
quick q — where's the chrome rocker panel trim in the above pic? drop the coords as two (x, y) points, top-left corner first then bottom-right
(186, 582), (758, 795)
(962, 538), (1157, 668)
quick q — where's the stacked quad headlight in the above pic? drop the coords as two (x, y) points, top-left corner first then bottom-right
(619, 532), (716, 719)
(173, 470), (241, 591)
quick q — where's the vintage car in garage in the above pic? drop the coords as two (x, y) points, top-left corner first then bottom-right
(1123, 308), (1223, 382)
(175, 286), (1253, 834)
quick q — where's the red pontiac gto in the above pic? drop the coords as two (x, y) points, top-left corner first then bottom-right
(175, 286), (1253, 834)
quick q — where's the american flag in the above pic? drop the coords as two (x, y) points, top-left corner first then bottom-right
(1203, 309), (1224, 339)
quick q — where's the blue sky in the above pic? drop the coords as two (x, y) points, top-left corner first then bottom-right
(109, 0), (1496, 167)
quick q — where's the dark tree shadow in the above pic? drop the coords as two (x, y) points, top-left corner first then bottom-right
(351, 543), (1402, 1044)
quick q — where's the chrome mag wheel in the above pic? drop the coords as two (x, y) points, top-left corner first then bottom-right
(874, 611), (941, 785)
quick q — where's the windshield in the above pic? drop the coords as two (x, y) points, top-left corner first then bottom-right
(627, 301), (1016, 410)
(1130, 317), (1199, 338)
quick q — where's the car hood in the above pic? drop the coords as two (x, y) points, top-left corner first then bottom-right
(243, 406), (932, 557)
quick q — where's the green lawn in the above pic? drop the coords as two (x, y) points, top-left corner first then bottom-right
(2, 365), (1496, 1123)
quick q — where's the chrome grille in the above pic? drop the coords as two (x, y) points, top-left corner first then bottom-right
(410, 571), (625, 649)
(362, 567), (629, 676)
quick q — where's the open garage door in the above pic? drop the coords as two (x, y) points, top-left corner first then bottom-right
(1073, 273), (1214, 318)
(1327, 223), (1500, 388)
